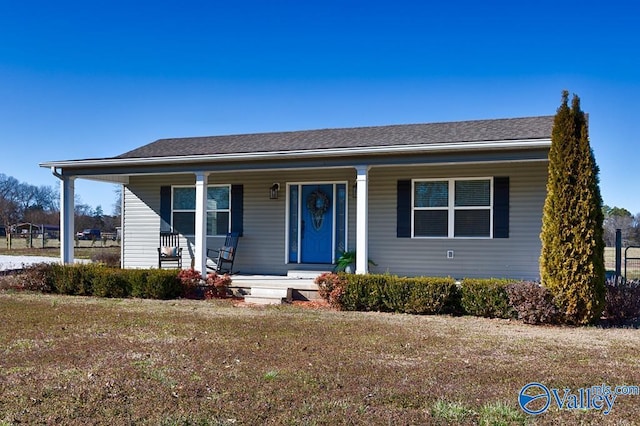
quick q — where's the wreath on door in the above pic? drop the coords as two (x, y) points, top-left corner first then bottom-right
(306, 189), (330, 230)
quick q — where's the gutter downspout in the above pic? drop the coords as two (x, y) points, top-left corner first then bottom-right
(51, 167), (75, 264)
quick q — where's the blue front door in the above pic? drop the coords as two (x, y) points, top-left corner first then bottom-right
(288, 183), (347, 264)
(300, 184), (333, 263)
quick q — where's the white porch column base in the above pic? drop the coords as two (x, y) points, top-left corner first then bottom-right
(355, 165), (370, 274)
(60, 176), (75, 264)
(195, 172), (209, 278)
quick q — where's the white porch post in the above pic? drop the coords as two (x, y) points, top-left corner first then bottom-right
(60, 176), (75, 264)
(355, 165), (370, 274)
(195, 172), (209, 279)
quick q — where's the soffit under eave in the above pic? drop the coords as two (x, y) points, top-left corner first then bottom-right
(56, 147), (549, 179)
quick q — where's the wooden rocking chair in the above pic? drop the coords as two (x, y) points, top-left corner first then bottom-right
(158, 232), (183, 269)
(207, 232), (239, 274)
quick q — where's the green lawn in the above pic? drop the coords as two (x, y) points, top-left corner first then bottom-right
(1, 293), (639, 425)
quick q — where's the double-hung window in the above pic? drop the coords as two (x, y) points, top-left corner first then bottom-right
(171, 185), (231, 236)
(413, 178), (492, 238)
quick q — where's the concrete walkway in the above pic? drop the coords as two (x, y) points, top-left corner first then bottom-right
(0, 255), (87, 271)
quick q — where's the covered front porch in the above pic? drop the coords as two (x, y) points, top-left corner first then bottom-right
(53, 164), (374, 279)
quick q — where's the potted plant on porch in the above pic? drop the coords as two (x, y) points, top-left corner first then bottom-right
(334, 250), (377, 273)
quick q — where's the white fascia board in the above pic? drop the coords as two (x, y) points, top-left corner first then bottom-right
(40, 138), (551, 169)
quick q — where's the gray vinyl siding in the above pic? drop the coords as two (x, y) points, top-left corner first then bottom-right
(367, 162), (547, 280)
(123, 178), (170, 269)
(122, 162), (546, 279)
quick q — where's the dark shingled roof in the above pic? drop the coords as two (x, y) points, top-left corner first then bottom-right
(117, 116), (554, 159)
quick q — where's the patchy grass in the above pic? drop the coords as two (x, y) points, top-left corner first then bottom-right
(431, 399), (475, 423)
(1, 293), (640, 424)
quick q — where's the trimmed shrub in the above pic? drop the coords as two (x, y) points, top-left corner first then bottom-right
(380, 277), (411, 313)
(177, 268), (204, 299)
(340, 274), (384, 311)
(128, 268), (180, 300)
(315, 272), (348, 309)
(92, 268), (130, 298)
(143, 269), (181, 300)
(405, 277), (460, 315)
(602, 278), (640, 326)
(506, 281), (561, 325)
(204, 273), (232, 299)
(50, 263), (100, 295)
(18, 263), (56, 292)
(461, 278), (515, 318)
(50, 263), (77, 295)
(129, 269), (151, 298)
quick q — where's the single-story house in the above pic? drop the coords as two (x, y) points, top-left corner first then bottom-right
(41, 116), (554, 280)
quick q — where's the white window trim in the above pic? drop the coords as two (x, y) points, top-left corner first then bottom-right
(411, 177), (493, 239)
(171, 184), (231, 237)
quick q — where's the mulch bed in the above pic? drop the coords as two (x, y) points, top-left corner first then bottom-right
(291, 299), (331, 310)
(230, 297), (331, 310)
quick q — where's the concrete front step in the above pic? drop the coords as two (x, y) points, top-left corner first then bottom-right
(244, 286), (293, 305)
(243, 295), (288, 305)
(231, 277), (318, 290)
(251, 287), (292, 299)
(228, 274), (322, 301)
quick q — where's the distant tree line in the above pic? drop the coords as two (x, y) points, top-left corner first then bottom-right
(603, 205), (640, 247)
(0, 173), (120, 235)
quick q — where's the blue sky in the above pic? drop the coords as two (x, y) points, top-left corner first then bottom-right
(1, 0), (639, 214)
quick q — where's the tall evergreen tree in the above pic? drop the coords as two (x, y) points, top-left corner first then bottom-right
(540, 91), (605, 325)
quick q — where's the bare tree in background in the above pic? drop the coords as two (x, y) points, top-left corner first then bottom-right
(603, 205), (634, 246)
(0, 174), (58, 230)
(113, 185), (122, 217)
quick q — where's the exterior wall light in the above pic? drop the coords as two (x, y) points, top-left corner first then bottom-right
(270, 183), (280, 199)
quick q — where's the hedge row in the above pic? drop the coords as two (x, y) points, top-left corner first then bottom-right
(19, 263), (182, 300)
(316, 273), (525, 318)
(316, 273), (640, 325)
(338, 274), (461, 315)
(316, 273), (461, 315)
(14, 265), (639, 325)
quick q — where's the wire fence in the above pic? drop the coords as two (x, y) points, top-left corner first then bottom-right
(625, 247), (640, 280)
(606, 247), (640, 281)
(3, 232), (120, 250)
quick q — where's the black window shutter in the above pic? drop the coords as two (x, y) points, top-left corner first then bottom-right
(231, 184), (244, 236)
(160, 186), (172, 232)
(493, 177), (509, 238)
(397, 180), (411, 238)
